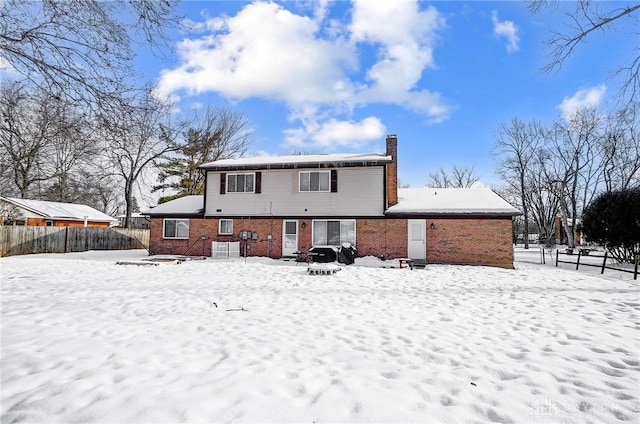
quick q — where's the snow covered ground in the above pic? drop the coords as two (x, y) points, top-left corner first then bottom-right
(1, 250), (639, 423)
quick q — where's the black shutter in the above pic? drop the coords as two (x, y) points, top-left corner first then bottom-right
(330, 170), (338, 192)
(220, 173), (226, 194)
(255, 172), (262, 193)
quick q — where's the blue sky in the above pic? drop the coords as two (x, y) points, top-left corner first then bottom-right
(137, 1), (635, 187)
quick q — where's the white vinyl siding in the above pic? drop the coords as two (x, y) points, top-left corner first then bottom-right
(205, 167), (385, 217)
(299, 171), (330, 192)
(227, 173), (254, 193)
(312, 220), (355, 246)
(163, 219), (189, 239)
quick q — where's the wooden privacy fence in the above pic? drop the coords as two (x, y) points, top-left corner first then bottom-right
(0, 227), (149, 257)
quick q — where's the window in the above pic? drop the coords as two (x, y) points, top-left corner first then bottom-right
(163, 219), (189, 239)
(219, 219), (233, 235)
(300, 171), (330, 192)
(227, 173), (255, 193)
(312, 220), (355, 246)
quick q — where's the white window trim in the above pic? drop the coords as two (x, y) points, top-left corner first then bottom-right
(299, 170), (331, 192)
(162, 218), (189, 239)
(227, 172), (255, 193)
(311, 219), (356, 246)
(219, 219), (233, 235)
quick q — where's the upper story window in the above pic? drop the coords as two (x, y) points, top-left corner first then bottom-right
(227, 173), (254, 193)
(220, 172), (261, 194)
(163, 219), (189, 239)
(299, 171), (330, 192)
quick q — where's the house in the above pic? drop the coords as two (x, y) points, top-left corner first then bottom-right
(0, 197), (118, 227)
(116, 212), (150, 229)
(554, 216), (583, 245)
(144, 135), (520, 268)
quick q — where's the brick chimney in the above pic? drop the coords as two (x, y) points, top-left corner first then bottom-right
(386, 134), (398, 207)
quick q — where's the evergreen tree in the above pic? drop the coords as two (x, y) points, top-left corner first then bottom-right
(581, 188), (640, 263)
(153, 106), (250, 199)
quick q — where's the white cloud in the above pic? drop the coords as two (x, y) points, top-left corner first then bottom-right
(159, 2), (351, 106)
(312, 0), (333, 23)
(557, 85), (607, 118)
(350, 0), (448, 121)
(491, 10), (519, 53)
(158, 1), (354, 106)
(157, 0), (449, 150)
(284, 116), (386, 149)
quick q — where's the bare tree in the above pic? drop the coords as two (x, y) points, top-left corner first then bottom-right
(572, 109), (606, 212)
(1, 0), (178, 107)
(546, 108), (603, 248)
(602, 103), (640, 190)
(40, 100), (98, 203)
(495, 117), (545, 249)
(0, 80), (109, 206)
(426, 166), (479, 188)
(529, 0), (640, 102)
(100, 89), (183, 227)
(526, 148), (561, 247)
(83, 171), (124, 216)
(154, 106), (251, 200)
(0, 82), (56, 197)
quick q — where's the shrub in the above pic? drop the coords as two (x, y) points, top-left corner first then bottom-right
(581, 188), (640, 263)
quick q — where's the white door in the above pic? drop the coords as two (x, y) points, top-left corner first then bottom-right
(407, 219), (426, 259)
(282, 220), (298, 256)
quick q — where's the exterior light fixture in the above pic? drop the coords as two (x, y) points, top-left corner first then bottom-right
(430, 223), (435, 230)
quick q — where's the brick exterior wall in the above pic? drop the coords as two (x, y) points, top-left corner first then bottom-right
(426, 217), (514, 268)
(356, 219), (407, 258)
(149, 216), (514, 268)
(150, 217), (287, 257)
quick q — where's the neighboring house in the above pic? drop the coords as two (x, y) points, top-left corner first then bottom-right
(144, 135), (521, 268)
(0, 197), (118, 227)
(116, 212), (150, 229)
(554, 216), (583, 245)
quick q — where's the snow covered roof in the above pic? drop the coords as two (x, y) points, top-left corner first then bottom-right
(116, 212), (146, 219)
(0, 197), (118, 223)
(143, 195), (204, 216)
(200, 153), (392, 171)
(387, 188), (521, 216)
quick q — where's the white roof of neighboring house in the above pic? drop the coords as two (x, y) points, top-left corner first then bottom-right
(143, 195), (204, 216)
(387, 188), (520, 216)
(0, 197), (118, 222)
(200, 153), (392, 170)
(117, 212), (146, 219)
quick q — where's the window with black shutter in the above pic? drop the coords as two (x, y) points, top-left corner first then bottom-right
(299, 171), (331, 192)
(225, 173), (255, 193)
